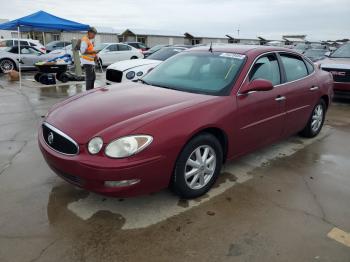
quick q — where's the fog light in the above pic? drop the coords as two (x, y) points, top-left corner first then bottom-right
(104, 179), (140, 188)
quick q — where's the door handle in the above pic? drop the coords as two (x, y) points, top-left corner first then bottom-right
(275, 95), (286, 102)
(310, 86), (319, 91)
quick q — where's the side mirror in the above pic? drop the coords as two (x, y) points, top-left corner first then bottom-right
(240, 79), (274, 94)
(324, 51), (331, 57)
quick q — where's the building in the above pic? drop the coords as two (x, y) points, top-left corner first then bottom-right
(119, 29), (185, 46)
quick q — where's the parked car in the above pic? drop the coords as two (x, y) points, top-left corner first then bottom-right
(293, 43), (309, 54)
(143, 44), (168, 58)
(317, 43), (350, 96)
(45, 41), (71, 53)
(0, 45), (57, 72)
(123, 42), (148, 52)
(39, 45), (333, 198)
(106, 46), (190, 83)
(95, 43), (143, 66)
(0, 38), (46, 53)
(303, 49), (328, 62)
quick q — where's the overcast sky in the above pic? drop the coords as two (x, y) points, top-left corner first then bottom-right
(0, 0), (349, 41)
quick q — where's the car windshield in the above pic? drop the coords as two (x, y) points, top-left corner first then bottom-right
(330, 43), (350, 58)
(147, 47), (186, 61)
(295, 43), (308, 50)
(95, 43), (109, 52)
(304, 49), (326, 57)
(142, 51), (246, 96)
(148, 45), (165, 52)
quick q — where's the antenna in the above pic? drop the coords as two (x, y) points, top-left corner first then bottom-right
(209, 42), (213, 53)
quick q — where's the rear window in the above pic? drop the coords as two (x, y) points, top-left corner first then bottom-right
(280, 54), (308, 82)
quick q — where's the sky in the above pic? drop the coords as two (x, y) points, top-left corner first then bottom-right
(0, 0), (349, 41)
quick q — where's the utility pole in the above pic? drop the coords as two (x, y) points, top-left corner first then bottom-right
(237, 26), (240, 37)
(71, 38), (82, 76)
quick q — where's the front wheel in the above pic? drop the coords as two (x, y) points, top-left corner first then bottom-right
(171, 133), (223, 198)
(299, 99), (326, 138)
(130, 56), (138, 60)
(0, 59), (16, 72)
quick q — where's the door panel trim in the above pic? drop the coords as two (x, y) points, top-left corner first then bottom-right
(241, 112), (286, 130)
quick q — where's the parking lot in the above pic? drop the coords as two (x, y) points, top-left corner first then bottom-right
(0, 73), (349, 262)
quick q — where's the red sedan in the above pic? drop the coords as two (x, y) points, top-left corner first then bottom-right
(39, 45), (333, 198)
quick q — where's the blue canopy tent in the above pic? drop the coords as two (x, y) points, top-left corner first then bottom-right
(0, 11), (90, 87)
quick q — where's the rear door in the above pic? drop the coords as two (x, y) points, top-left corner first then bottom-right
(235, 53), (287, 154)
(278, 53), (319, 137)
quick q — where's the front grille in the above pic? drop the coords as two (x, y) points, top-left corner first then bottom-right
(322, 67), (350, 83)
(42, 123), (79, 155)
(106, 69), (123, 83)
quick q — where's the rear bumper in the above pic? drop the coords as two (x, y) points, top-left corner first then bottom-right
(38, 130), (171, 197)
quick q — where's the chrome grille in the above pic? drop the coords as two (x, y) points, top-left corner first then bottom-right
(106, 69), (123, 83)
(42, 123), (79, 155)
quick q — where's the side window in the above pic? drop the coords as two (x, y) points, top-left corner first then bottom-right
(249, 54), (281, 86)
(280, 54), (308, 82)
(106, 44), (118, 52)
(30, 42), (36, 47)
(304, 59), (315, 74)
(118, 44), (131, 51)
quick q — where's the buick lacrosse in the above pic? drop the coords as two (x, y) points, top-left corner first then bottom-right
(39, 45), (333, 198)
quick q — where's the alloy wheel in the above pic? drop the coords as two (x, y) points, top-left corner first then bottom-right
(0, 59), (14, 72)
(184, 145), (216, 190)
(311, 104), (323, 133)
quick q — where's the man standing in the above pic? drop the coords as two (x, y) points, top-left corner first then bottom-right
(80, 27), (98, 90)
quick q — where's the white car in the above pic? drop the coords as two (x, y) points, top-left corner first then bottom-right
(106, 46), (190, 83)
(0, 45), (61, 72)
(95, 43), (143, 66)
(0, 38), (46, 53)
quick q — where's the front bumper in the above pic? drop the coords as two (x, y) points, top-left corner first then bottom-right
(38, 129), (170, 197)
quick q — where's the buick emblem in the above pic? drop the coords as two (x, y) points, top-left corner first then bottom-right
(48, 132), (54, 145)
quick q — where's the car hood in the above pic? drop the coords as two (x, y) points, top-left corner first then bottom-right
(107, 59), (160, 71)
(318, 57), (350, 69)
(45, 82), (215, 144)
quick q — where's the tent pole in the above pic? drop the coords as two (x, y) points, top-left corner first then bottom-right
(17, 26), (22, 89)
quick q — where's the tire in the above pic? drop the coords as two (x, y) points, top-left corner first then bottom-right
(299, 99), (326, 138)
(131, 56), (138, 60)
(0, 59), (16, 73)
(34, 72), (43, 82)
(171, 133), (223, 198)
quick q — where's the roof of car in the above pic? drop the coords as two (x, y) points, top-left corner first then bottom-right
(188, 44), (295, 55)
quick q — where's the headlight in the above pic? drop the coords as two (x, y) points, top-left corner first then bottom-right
(126, 71), (135, 79)
(88, 137), (103, 154)
(136, 71), (143, 77)
(105, 135), (153, 158)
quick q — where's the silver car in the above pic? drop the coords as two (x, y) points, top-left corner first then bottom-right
(0, 45), (56, 72)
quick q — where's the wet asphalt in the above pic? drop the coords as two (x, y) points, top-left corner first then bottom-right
(0, 73), (350, 262)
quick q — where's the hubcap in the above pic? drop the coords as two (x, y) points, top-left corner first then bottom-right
(0, 60), (14, 72)
(184, 145), (216, 190)
(311, 104), (323, 133)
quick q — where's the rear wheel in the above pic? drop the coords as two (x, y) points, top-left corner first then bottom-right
(0, 59), (16, 72)
(299, 99), (326, 138)
(171, 133), (223, 198)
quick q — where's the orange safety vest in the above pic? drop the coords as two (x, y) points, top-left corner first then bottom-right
(80, 36), (96, 62)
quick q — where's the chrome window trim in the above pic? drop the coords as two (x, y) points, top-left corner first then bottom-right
(43, 122), (79, 156)
(237, 50), (316, 96)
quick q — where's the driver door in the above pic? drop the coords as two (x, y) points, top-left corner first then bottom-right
(234, 53), (287, 155)
(17, 46), (42, 68)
